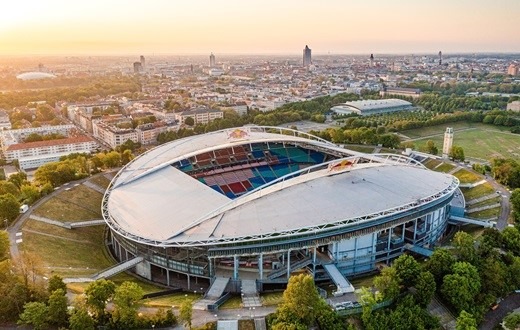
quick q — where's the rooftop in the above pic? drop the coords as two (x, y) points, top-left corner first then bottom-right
(6, 136), (95, 151)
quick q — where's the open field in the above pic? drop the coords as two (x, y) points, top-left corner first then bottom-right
(403, 123), (520, 162)
(452, 168), (483, 184)
(142, 292), (202, 308)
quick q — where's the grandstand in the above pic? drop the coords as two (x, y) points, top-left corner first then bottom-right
(330, 98), (414, 116)
(103, 126), (459, 297)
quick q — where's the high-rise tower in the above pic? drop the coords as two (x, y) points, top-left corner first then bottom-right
(209, 53), (216, 67)
(140, 55), (145, 69)
(442, 127), (453, 158)
(303, 45), (312, 67)
(438, 51), (442, 66)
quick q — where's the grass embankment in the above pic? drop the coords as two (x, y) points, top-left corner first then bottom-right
(423, 158), (442, 170)
(434, 162), (456, 173)
(89, 174), (112, 189)
(32, 184), (103, 222)
(452, 168), (482, 184)
(460, 182), (495, 201)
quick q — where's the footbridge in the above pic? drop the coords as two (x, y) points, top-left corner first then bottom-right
(448, 215), (495, 228)
(323, 264), (355, 295)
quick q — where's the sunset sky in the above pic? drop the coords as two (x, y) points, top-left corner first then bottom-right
(0, 0), (519, 55)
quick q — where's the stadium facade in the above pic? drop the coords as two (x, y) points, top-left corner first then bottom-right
(103, 126), (458, 292)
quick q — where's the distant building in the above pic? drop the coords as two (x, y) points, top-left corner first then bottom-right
(4, 136), (98, 170)
(93, 121), (139, 148)
(133, 62), (143, 73)
(208, 68), (224, 76)
(209, 53), (216, 67)
(0, 109), (11, 130)
(140, 55), (146, 69)
(330, 99), (413, 116)
(135, 123), (169, 145)
(508, 64), (519, 76)
(303, 45), (312, 67)
(380, 87), (422, 99)
(507, 101), (520, 112)
(442, 127), (453, 158)
(176, 108), (223, 125)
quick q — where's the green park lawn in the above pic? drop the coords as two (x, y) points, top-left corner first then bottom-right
(466, 207), (500, 220)
(423, 158), (443, 170)
(406, 124), (520, 162)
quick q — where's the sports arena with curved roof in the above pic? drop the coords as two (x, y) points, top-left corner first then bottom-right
(103, 126), (458, 297)
(16, 72), (57, 80)
(330, 98), (413, 116)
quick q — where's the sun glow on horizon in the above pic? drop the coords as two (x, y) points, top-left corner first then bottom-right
(0, 0), (519, 55)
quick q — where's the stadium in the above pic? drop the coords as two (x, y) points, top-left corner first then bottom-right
(330, 98), (414, 116)
(102, 126), (459, 301)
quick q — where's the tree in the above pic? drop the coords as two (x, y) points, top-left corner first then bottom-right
(20, 184), (40, 205)
(179, 300), (193, 330)
(121, 149), (134, 165)
(449, 145), (465, 162)
(425, 249), (456, 285)
(84, 279), (116, 319)
(441, 262), (481, 313)
(0, 231), (9, 261)
(102, 151), (121, 168)
(47, 288), (68, 327)
(414, 271), (436, 307)
(18, 302), (48, 330)
(184, 117), (195, 126)
(392, 254), (420, 286)
(111, 281), (144, 329)
(426, 140), (438, 155)
(0, 193), (20, 223)
(453, 231), (477, 264)
(0, 180), (19, 196)
(456, 310), (477, 330)
(69, 306), (95, 330)
(8, 172), (27, 188)
(511, 189), (520, 222)
(48, 274), (67, 294)
(275, 274), (321, 327)
(374, 267), (401, 300)
(504, 312), (520, 330)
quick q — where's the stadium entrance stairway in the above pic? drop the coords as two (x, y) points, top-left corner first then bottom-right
(241, 279), (262, 308)
(92, 256), (144, 280)
(267, 257), (312, 279)
(323, 264), (355, 296)
(193, 277), (230, 310)
(404, 243), (434, 257)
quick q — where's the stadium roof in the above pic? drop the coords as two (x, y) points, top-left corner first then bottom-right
(16, 72), (57, 80)
(104, 126), (457, 246)
(334, 99), (412, 113)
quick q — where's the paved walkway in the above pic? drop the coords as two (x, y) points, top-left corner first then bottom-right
(82, 180), (106, 194)
(480, 293), (520, 330)
(30, 214), (72, 228)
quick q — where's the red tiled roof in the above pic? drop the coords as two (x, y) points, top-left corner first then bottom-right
(6, 136), (95, 151)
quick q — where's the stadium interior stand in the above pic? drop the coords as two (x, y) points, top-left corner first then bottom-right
(171, 142), (336, 199)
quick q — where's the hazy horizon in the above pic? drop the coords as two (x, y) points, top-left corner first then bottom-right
(1, 0), (519, 56)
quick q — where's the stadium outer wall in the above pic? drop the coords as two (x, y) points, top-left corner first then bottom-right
(102, 127), (458, 293)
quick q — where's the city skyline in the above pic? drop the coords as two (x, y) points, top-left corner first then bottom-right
(0, 0), (519, 56)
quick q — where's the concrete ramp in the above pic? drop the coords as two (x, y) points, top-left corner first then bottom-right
(404, 244), (434, 257)
(207, 277), (230, 299)
(448, 215), (495, 228)
(254, 318), (267, 330)
(217, 320), (238, 330)
(70, 219), (106, 228)
(241, 279), (262, 308)
(323, 264), (355, 295)
(92, 256), (144, 280)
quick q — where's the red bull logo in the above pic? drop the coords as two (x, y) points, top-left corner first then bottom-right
(328, 159), (353, 172)
(228, 128), (249, 140)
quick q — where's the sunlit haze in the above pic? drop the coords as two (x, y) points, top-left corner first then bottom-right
(0, 0), (519, 55)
